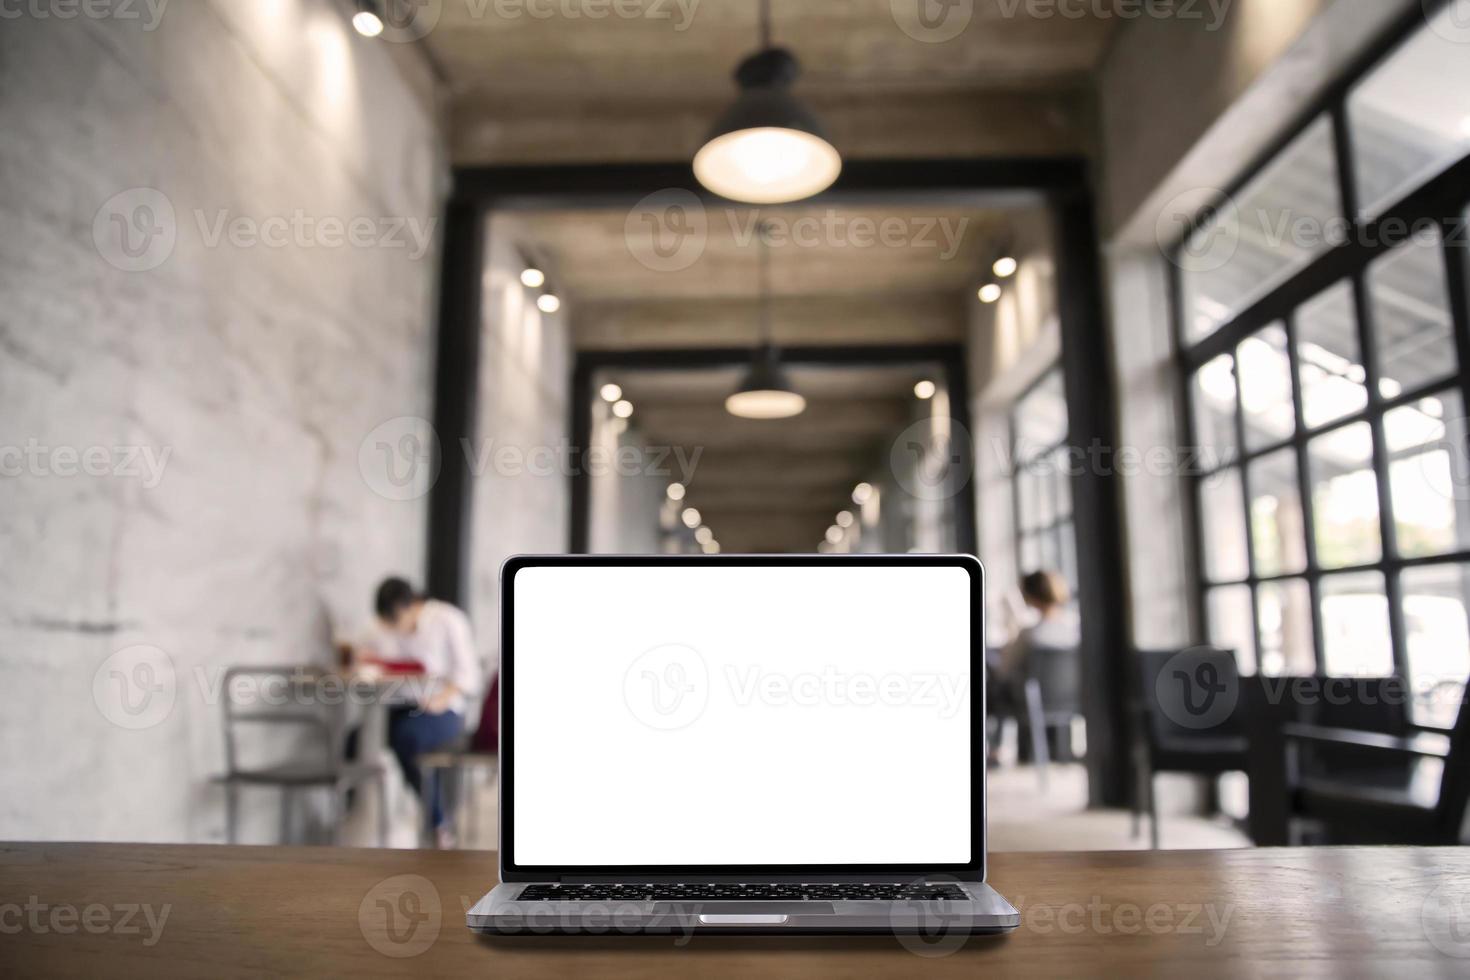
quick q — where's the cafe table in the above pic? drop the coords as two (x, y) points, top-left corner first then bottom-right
(2, 843), (1468, 977)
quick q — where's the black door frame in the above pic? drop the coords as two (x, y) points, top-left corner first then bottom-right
(429, 157), (1131, 805)
(569, 343), (976, 556)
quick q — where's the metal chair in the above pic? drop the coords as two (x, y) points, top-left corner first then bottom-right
(215, 666), (388, 846)
(1132, 648), (1249, 849)
(417, 674), (499, 847)
(1021, 643), (1085, 790)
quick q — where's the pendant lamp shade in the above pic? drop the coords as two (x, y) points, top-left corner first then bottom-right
(726, 344), (807, 420)
(694, 48), (841, 205)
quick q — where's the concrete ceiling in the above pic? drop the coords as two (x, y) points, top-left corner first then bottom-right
(498, 202), (1013, 347)
(421, 1), (1119, 162)
(610, 364), (936, 552)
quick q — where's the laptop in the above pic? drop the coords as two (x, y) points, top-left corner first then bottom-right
(467, 554), (1020, 937)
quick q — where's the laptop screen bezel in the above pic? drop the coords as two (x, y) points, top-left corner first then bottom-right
(498, 553), (987, 882)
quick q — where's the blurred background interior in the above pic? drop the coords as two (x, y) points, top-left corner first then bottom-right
(2, 0), (1469, 853)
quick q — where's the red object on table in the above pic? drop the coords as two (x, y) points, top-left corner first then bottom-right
(361, 658), (426, 675)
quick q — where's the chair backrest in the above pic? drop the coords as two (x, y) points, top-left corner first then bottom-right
(1435, 684), (1470, 841)
(470, 673), (500, 753)
(1136, 647), (1244, 743)
(220, 666), (344, 776)
(1026, 644), (1083, 717)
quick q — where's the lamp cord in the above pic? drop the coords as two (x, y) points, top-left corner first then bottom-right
(758, 0), (772, 49)
(757, 221), (772, 347)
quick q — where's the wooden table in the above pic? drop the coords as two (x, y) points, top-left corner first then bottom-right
(2, 843), (1468, 977)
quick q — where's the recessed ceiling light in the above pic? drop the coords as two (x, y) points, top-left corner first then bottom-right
(520, 268), (545, 288)
(978, 283), (1002, 304)
(993, 256), (1018, 278)
(825, 525), (844, 544)
(852, 483), (873, 505)
(600, 383), (623, 403)
(667, 483), (687, 501)
(682, 507), (702, 529)
(612, 400), (634, 419)
(695, 527), (714, 545)
(702, 540), (721, 554)
(836, 511), (854, 528)
(914, 379), (936, 400)
(536, 293), (561, 314)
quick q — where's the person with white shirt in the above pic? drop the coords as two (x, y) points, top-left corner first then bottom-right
(358, 577), (482, 846)
(999, 570), (1080, 687)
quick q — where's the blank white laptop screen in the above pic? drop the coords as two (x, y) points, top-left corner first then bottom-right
(511, 563), (974, 867)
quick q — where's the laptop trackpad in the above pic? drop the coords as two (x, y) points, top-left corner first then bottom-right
(653, 902), (834, 915)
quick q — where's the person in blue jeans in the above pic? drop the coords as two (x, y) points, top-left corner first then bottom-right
(360, 577), (483, 848)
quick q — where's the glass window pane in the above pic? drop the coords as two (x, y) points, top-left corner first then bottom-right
(1239, 323), (1296, 450)
(1058, 521), (1077, 590)
(1192, 354), (1239, 465)
(1370, 229), (1455, 398)
(1349, 6), (1470, 218)
(1051, 447), (1072, 518)
(1295, 281), (1368, 428)
(1181, 117), (1342, 342)
(1020, 534), (1041, 575)
(1015, 370), (1067, 453)
(1208, 584), (1258, 675)
(1386, 390), (1470, 558)
(1257, 579), (1315, 677)
(1319, 572), (1393, 677)
(1309, 423), (1383, 568)
(1017, 468), (1037, 532)
(1201, 467), (1250, 583)
(1400, 564), (1470, 729)
(1249, 448), (1308, 577)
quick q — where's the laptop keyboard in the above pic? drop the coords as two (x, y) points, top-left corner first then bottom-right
(517, 882), (969, 902)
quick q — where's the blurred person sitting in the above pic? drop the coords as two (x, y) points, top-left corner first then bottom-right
(998, 570), (1080, 689)
(354, 577), (482, 848)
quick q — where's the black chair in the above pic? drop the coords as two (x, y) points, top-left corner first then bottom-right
(1133, 648), (1249, 849)
(1021, 644), (1084, 790)
(1282, 685), (1470, 845)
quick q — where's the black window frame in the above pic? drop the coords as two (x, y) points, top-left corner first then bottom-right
(1168, 0), (1470, 726)
(1009, 364), (1076, 588)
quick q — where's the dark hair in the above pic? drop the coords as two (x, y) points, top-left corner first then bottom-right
(374, 577), (421, 620)
(1020, 570), (1070, 610)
